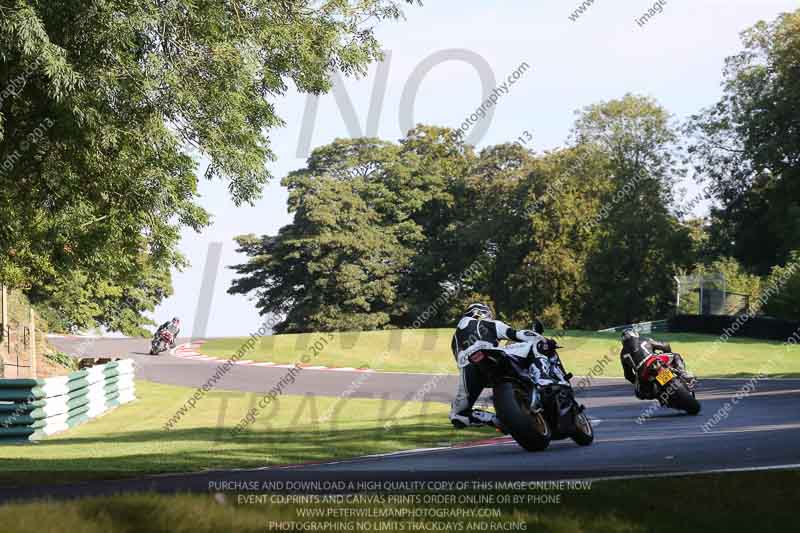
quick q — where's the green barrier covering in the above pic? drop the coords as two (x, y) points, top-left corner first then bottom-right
(0, 426), (36, 438)
(0, 359), (136, 442)
(0, 400), (43, 413)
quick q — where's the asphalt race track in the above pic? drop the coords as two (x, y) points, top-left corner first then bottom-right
(15, 335), (798, 501)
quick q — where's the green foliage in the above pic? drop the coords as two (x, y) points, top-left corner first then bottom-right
(0, 0), (414, 331)
(28, 253), (173, 336)
(230, 129), (468, 332)
(575, 95), (693, 327)
(763, 251), (800, 320)
(699, 257), (762, 304)
(231, 98), (694, 332)
(688, 9), (800, 274)
(43, 351), (78, 371)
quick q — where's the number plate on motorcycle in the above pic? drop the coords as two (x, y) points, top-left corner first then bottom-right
(655, 368), (674, 385)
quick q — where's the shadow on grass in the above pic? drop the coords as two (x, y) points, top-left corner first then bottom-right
(0, 419), (490, 486)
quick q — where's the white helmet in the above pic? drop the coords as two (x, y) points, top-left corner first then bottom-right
(464, 303), (492, 320)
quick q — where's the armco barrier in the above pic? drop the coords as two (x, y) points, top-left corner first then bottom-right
(0, 359), (135, 442)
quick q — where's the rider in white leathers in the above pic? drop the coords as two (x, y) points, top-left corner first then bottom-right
(449, 303), (569, 428)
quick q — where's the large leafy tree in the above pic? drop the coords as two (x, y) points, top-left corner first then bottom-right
(0, 0), (414, 330)
(230, 127), (477, 332)
(576, 94), (693, 327)
(495, 144), (611, 327)
(687, 9), (800, 274)
(28, 252), (173, 336)
(392, 126), (476, 325)
(230, 137), (418, 332)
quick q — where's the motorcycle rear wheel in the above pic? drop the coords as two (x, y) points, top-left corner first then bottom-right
(493, 382), (551, 452)
(667, 380), (701, 415)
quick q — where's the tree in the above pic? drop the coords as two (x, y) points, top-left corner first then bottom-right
(762, 251), (800, 320)
(230, 137), (417, 332)
(687, 9), (800, 274)
(229, 128), (480, 332)
(0, 0), (416, 329)
(230, 106), (697, 332)
(28, 253), (173, 336)
(392, 126), (477, 325)
(501, 144), (612, 327)
(576, 95), (693, 327)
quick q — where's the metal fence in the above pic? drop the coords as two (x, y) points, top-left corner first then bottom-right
(675, 274), (750, 316)
(0, 285), (38, 379)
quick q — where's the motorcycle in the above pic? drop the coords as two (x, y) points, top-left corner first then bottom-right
(463, 326), (594, 452)
(624, 351), (700, 415)
(150, 329), (174, 356)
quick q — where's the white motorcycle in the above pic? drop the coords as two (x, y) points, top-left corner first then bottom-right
(460, 321), (594, 452)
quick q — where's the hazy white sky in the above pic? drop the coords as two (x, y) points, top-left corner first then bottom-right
(153, 0), (799, 337)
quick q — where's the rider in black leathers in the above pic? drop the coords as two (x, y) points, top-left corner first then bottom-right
(620, 329), (691, 399)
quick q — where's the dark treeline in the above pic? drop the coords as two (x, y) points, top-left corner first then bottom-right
(230, 10), (800, 333)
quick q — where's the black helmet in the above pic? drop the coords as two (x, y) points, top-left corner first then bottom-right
(464, 303), (492, 320)
(621, 328), (639, 342)
(171, 317), (181, 327)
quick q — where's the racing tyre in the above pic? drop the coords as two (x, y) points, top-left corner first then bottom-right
(571, 411), (594, 446)
(668, 380), (701, 415)
(493, 382), (551, 452)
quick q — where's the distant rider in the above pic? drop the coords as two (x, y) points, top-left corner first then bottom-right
(449, 303), (568, 429)
(620, 329), (692, 399)
(155, 317), (181, 349)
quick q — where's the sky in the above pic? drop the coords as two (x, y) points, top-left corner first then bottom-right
(150, 0), (800, 338)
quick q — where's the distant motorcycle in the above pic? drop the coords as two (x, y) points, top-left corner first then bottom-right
(150, 329), (174, 356)
(465, 331), (594, 452)
(623, 351), (700, 415)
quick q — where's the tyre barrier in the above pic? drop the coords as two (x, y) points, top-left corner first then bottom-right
(0, 359), (135, 442)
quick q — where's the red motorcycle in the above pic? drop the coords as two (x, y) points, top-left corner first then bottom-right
(150, 329), (174, 355)
(625, 352), (701, 415)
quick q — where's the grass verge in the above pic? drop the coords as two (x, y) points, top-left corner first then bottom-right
(0, 380), (487, 485)
(200, 329), (800, 378)
(0, 470), (797, 532)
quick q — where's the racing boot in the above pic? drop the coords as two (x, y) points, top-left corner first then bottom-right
(672, 353), (697, 388)
(450, 409), (501, 429)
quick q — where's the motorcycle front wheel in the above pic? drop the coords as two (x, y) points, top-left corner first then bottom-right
(571, 411), (594, 446)
(493, 381), (551, 452)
